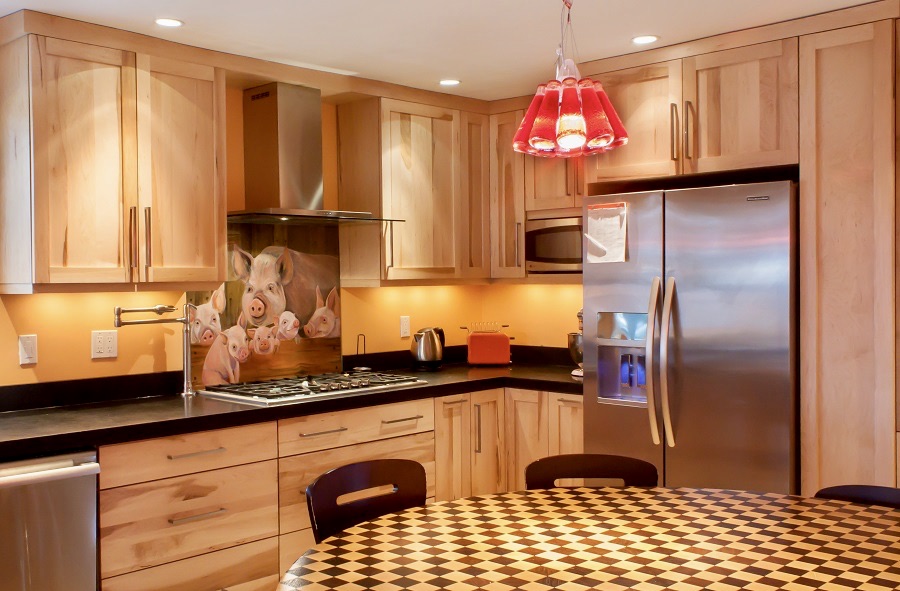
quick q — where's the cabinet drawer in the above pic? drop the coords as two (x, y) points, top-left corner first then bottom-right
(278, 398), (434, 457)
(99, 422), (277, 489)
(101, 537), (279, 591)
(279, 431), (435, 533)
(100, 460), (278, 578)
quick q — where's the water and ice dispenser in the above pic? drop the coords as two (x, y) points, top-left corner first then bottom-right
(595, 312), (650, 404)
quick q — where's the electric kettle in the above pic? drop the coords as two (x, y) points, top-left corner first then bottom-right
(410, 327), (445, 369)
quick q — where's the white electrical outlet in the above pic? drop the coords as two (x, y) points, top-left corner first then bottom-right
(18, 334), (37, 365)
(91, 330), (118, 359)
(399, 316), (411, 338)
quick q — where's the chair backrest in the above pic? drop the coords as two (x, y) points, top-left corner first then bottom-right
(814, 484), (900, 510)
(525, 453), (658, 490)
(306, 458), (426, 543)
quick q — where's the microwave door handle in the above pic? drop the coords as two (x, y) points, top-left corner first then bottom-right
(660, 276), (676, 447)
(645, 277), (662, 446)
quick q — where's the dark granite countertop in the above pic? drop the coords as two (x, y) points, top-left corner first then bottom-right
(0, 364), (582, 463)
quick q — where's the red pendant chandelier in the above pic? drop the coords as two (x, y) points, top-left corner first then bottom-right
(513, 0), (628, 158)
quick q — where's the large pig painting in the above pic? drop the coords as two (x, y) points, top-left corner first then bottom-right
(187, 224), (342, 388)
(231, 245), (339, 329)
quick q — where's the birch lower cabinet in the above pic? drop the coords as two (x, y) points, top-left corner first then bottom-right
(0, 34), (226, 293)
(434, 390), (507, 501)
(97, 423), (280, 591)
(276, 398), (436, 573)
(504, 389), (584, 492)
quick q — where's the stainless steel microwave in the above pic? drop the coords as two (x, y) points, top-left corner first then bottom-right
(525, 217), (583, 273)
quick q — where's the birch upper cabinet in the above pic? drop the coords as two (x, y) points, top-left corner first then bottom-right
(338, 97), (490, 284)
(0, 35), (226, 293)
(584, 38), (799, 182)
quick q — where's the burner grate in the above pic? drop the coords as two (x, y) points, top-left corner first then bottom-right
(199, 371), (426, 406)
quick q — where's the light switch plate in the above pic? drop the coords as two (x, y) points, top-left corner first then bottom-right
(91, 330), (118, 359)
(18, 334), (37, 365)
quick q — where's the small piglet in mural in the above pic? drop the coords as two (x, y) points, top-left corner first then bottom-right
(248, 324), (280, 356)
(232, 245), (339, 328)
(201, 322), (250, 386)
(276, 311), (301, 341)
(190, 283), (226, 346)
(303, 286), (341, 339)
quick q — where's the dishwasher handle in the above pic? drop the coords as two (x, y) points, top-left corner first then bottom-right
(0, 462), (99, 490)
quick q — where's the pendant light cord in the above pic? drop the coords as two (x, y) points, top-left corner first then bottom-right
(557, 0), (581, 79)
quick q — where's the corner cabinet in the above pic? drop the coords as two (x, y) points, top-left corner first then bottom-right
(0, 35), (226, 293)
(338, 98), (490, 284)
(585, 38), (799, 181)
(489, 111), (526, 278)
(434, 390), (506, 501)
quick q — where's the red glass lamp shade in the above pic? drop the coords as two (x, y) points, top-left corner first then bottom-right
(513, 76), (627, 157)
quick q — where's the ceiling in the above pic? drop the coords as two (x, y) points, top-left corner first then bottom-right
(0, 0), (875, 101)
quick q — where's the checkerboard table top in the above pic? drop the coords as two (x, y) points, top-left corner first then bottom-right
(278, 487), (900, 591)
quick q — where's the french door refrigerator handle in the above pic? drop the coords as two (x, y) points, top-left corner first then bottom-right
(645, 277), (662, 445)
(660, 276), (676, 447)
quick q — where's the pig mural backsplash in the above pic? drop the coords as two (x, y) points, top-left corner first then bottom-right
(187, 223), (342, 389)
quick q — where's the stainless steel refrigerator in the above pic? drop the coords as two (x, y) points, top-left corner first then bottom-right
(582, 181), (797, 494)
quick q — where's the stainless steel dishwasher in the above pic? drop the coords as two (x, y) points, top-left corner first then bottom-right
(0, 451), (100, 590)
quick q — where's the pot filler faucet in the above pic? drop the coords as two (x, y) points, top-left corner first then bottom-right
(114, 304), (195, 398)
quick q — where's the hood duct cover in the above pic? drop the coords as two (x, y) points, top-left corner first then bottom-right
(232, 82), (388, 223)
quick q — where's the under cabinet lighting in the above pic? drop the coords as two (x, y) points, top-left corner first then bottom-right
(440, 79), (461, 87)
(632, 35), (659, 45)
(155, 18), (184, 28)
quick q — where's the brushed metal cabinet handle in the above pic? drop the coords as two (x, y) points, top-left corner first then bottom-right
(645, 277), (662, 446)
(660, 276), (676, 447)
(168, 507), (227, 526)
(387, 221), (394, 270)
(382, 414), (423, 425)
(565, 159), (573, 196)
(515, 222), (522, 267)
(129, 206), (138, 272)
(683, 101), (694, 160)
(669, 103), (679, 161)
(299, 427), (348, 438)
(143, 206), (152, 273)
(167, 447), (226, 461)
(474, 403), (483, 453)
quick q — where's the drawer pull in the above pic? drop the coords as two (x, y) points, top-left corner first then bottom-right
(381, 414), (424, 425)
(442, 399), (465, 405)
(167, 507), (227, 526)
(298, 427), (348, 438)
(166, 447), (227, 461)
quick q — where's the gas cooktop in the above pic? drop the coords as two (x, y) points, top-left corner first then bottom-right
(199, 371), (427, 406)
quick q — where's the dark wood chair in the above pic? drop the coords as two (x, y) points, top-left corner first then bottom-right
(814, 485), (900, 510)
(306, 458), (426, 543)
(525, 453), (659, 490)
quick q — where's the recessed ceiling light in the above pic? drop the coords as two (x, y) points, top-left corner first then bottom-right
(155, 18), (183, 28)
(440, 79), (461, 87)
(632, 35), (658, 45)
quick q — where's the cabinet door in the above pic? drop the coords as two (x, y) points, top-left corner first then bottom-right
(505, 389), (549, 491)
(799, 21), (896, 495)
(136, 55), (224, 283)
(381, 99), (459, 280)
(489, 111), (526, 278)
(683, 38), (798, 174)
(458, 112), (491, 278)
(548, 393), (584, 486)
(470, 389), (507, 495)
(525, 157), (583, 211)
(30, 36), (136, 284)
(434, 395), (472, 501)
(548, 393), (583, 456)
(586, 60), (682, 181)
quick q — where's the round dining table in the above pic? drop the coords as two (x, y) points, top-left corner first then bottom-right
(277, 487), (900, 591)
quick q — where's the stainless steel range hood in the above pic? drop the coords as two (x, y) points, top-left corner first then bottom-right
(230, 82), (391, 224)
